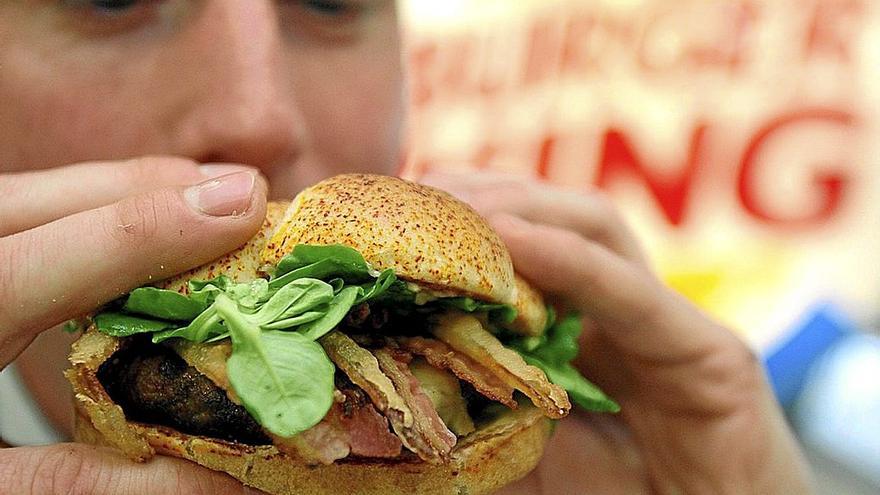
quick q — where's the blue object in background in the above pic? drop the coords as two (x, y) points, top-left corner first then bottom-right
(763, 302), (854, 409)
(794, 332), (880, 488)
(763, 301), (880, 489)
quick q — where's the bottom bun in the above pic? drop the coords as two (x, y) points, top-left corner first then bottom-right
(69, 331), (552, 495)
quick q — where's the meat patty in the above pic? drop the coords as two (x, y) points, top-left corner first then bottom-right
(97, 338), (270, 445)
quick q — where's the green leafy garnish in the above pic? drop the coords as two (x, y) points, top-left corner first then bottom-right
(270, 244), (377, 289)
(187, 276), (231, 305)
(250, 278), (334, 324)
(511, 313), (620, 413)
(215, 294), (335, 437)
(124, 287), (207, 321)
(93, 244), (411, 437)
(94, 312), (178, 337)
(151, 305), (225, 343)
(298, 285), (360, 340)
(62, 319), (85, 334)
(93, 243), (619, 439)
(439, 297), (518, 324)
(276, 244), (374, 277)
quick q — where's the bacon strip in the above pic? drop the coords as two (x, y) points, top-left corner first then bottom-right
(432, 314), (571, 419)
(174, 338), (401, 462)
(337, 388), (402, 458)
(271, 408), (350, 465)
(373, 348), (456, 459)
(272, 390), (401, 464)
(320, 331), (447, 463)
(399, 336), (517, 409)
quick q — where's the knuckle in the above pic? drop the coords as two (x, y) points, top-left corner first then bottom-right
(688, 333), (763, 413)
(115, 156), (199, 189)
(586, 192), (623, 233)
(469, 179), (529, 208)
(714, 335), (762, 389)
(627, 285), (667, 329)
(570, 242), (608, 292)
(589, 191), (620, 217)
(0, 235), (36, 333)
(488, 180), (530, 200)
(556, 226), (589, 251)
(103, 190), (177, 248)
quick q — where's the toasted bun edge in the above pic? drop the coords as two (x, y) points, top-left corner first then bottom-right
(69, 330), (551, 495)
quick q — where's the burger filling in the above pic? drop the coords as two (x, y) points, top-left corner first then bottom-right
(93, 244), (618, 464)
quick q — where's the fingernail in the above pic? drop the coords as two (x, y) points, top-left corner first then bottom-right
(185, 171), (255, 216)
(199, 163), (252, 178)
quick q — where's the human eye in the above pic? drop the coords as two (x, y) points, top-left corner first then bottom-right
(61, 0), (158, 15)
(81, 0), (141, 13)
(283, 0), (375, 42)
(300, 0), (362, 20)
(59, 0), (163, 34)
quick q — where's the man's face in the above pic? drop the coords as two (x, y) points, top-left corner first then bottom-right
(0, 0), (403, 196)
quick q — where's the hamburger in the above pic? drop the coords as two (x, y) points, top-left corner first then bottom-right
(66, 174), (618, 495)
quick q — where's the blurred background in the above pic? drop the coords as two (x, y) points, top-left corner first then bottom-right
(400, 0), (880, 492)
(0, 1), (875, 491)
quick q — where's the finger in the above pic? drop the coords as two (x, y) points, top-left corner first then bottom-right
(0, 157), (254, 237)
(489, 213), (742, 363)
(420, 171), (647, 265)
(0, 171), (267, 366)
(0, 443), (263, 495)
(498, 413), (648, 495)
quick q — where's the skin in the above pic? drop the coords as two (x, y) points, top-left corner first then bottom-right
(0, 1), (813, 494)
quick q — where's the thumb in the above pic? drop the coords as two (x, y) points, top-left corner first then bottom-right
(0, 443), (266, 495)
(0, 170), (267, 367)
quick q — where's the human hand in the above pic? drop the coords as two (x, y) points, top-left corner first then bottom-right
(420, 171), (814, 495)
(0, 157), (268, 494)
(0, 443), (265, 495)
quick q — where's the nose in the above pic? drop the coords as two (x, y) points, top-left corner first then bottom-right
(167, 0), (301, 169)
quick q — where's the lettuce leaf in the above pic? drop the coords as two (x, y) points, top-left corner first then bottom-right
(93, 245), (410, 437)
(123, 287), (207, 321)
(270, 244), (376, 290)
(250, 278), (335, 324)
(187, 275), (231, 305)
(438, 297), (518, 324)
(511, 313), (620, 413)
(298, 285), (360, 340)
(523, 355), (619, 412)
(215, 294), (335, 437)
(151, 306), (225, 344)
(94, 312), (177, 337)
(93, 243), (620, 439)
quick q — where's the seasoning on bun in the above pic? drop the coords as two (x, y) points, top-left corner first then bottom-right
(67, 174), (617, 495)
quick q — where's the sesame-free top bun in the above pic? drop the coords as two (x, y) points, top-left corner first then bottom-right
(263, 174), (517, 306)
